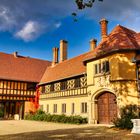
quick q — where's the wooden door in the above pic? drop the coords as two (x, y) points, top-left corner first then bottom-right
(97, 92), (117, 124)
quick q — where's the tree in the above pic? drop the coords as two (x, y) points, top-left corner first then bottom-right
(72, 0), (103, 21)
(75, 0), (103, 10)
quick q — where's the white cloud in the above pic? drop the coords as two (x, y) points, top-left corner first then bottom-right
(0, 0), (140, 40)
(55, 22), (61, 28)
(15, 21), (43, 42)
(0, 0), (74, 35)
(0, 6), (16, 31)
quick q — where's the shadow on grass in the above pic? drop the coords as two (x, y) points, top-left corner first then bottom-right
(0, 126), (139, 140)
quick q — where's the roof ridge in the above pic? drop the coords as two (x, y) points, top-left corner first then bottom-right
(117, 25), (136, 34)
(48, 51), (90, 69)
(0, 51), (51, 82)
(0, 51), (51, 63)
(40, 51), (87, 83)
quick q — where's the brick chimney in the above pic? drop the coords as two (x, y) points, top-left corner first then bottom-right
(52, 47), (59, 66)
(99, 18), (108, 41)
(90, 39), (97, 51)
(60, 40), (67, 62)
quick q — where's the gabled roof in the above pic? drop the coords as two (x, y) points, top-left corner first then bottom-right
(40, 53), (88, 84)
(0, 52), (51, 82)
(40, 24), (140, 84)
(84, 25), (140, 62)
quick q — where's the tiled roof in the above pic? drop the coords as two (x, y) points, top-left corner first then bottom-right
(40, 24), (140, 84)
(40, 53), (88, 84)
(0, 52), (51, 82)
(135, 33), (140, 46)
(84, 25), (140, 61)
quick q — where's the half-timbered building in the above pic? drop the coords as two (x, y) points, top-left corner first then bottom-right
(39, 19), (140, 124)
(1, 18), (140, 124)
(0, 52), (51, 119)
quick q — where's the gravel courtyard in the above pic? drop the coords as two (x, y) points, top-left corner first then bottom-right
(0, 120), (140, 140)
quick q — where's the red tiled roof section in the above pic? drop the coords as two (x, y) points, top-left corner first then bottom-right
(40, 53), (87, 83)
(135, 33), (140, 46)
(0, 52), (51, 82)
(84, 25), (140, 61)
(40, 24), (140, 84)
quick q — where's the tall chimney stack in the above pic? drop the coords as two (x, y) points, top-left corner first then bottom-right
(52, 47), (59, 66)
(90, 39), (97, 51)
(60, 40), (67, 62)
(99, 18), (108, 41)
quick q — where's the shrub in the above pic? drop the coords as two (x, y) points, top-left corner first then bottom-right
(44, 113), (52, 122)
(113, 105), (140, 129)
(36, 109), (46, 115)
(0, 110), (4, 118)
(24, 110), (88, 124)
(24, 113), (33, 120)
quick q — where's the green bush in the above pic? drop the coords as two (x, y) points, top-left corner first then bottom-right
(36, 109), (46, 115)
(113, 105), (140, 129)
(0, 110), (4, 118)
(25, 109), (88, 124)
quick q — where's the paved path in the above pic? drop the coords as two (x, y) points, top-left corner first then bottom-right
(0, 120), (139, 140)
(0, 120), (111, 135)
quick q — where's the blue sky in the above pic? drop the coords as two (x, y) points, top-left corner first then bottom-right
(0, 0), (140, 61)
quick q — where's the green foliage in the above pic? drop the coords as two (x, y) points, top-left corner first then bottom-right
(72, 0), (103, 22)
(0, 110), (4, 118)
(36, 109), (46, 115)
(25, 109), (88, 124)
(113, 105), (140, 129)
(75, 0), (103, 10)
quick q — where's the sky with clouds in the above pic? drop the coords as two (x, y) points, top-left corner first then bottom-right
(0, 0), (140, 60)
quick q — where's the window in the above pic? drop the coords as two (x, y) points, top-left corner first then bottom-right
(61, 81), (67, 90)
(137, 64), (140, 80)
(81, 102), (87, 113)
(75, 78), (80, 88)
(95, 64), (98, 74)
(46, 104), (49, 113)
(62, 103), (66, 113)
(53, 104), (57, 113)
(71, 103), (75, 114)
(99, 63), (102, 73)
(105, 61), (110, 72)
(95, 63), (101, 74)
(95, 61), (110, 75)
(101, 61), (110, 73)
(137, 63), (140, 91)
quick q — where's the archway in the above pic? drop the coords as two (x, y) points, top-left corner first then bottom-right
(97, 92), (117, 124)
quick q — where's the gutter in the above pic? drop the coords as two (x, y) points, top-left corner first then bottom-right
(83, 48), (140, 65)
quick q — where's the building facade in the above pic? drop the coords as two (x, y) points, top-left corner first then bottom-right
(0, 52), (51, 119)
(39, 19), (140, 124)
(1, 18), (140, 124)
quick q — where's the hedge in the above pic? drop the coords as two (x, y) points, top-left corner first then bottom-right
(25, 109), (88, 124)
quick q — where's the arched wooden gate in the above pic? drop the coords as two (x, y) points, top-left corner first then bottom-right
(97, 92), (117, 124)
